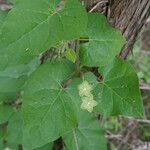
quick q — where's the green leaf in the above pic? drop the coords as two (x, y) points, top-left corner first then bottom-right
(5, 110), (23, 145)
(0, 93), (16, 103)
(63, 111), (107, 150)
(0, 65), (27, 102)
(0, 103), (14, 124)
(0, 9), (8, 31)
(65, 49), (77, 63)
(96, 58), (144, 117)
(67, 63), (144, 118)
(0, 129), (2, 140)
(0, 140), (3, 150)
(0, 58), (39, 102)
(80, 13), (125, 68)
(22, 59), (78, 149)
(8, 0), (18, 4)
(0, 125), (5, 140)
(0, 0), (87, 69)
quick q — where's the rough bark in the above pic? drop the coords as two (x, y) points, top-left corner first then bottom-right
(109, 0), (150, 58)
(85, 0), (150, 59)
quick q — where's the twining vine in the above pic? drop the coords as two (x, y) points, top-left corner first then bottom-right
(0, 0), (145, 150)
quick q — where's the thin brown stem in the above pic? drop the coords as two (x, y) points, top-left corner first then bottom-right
(75, 40), (80, 75)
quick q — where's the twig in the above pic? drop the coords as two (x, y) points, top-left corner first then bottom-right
(141, 50), (150, 55)
(63, 142), (67, 150)
(137, 119), (150, 124)
(106, 130), (122, 140)
(140, 83), (150, 91)
(75, 40), (80, 75)
(122, 116), (150, 124)
(89, 0), (108, 12)
(127, 117), (150, 124)
(117, 120), (137, 150)
(106, 130), (132, 149)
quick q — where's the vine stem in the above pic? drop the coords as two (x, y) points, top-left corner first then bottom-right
(75, 40), (80, 75)
(73, 129), (79, 150)
(89, 0), (108, 12)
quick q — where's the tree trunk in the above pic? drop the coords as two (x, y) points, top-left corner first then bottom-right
(85, 0), (150, 58)
(109, 0), (150, 58)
